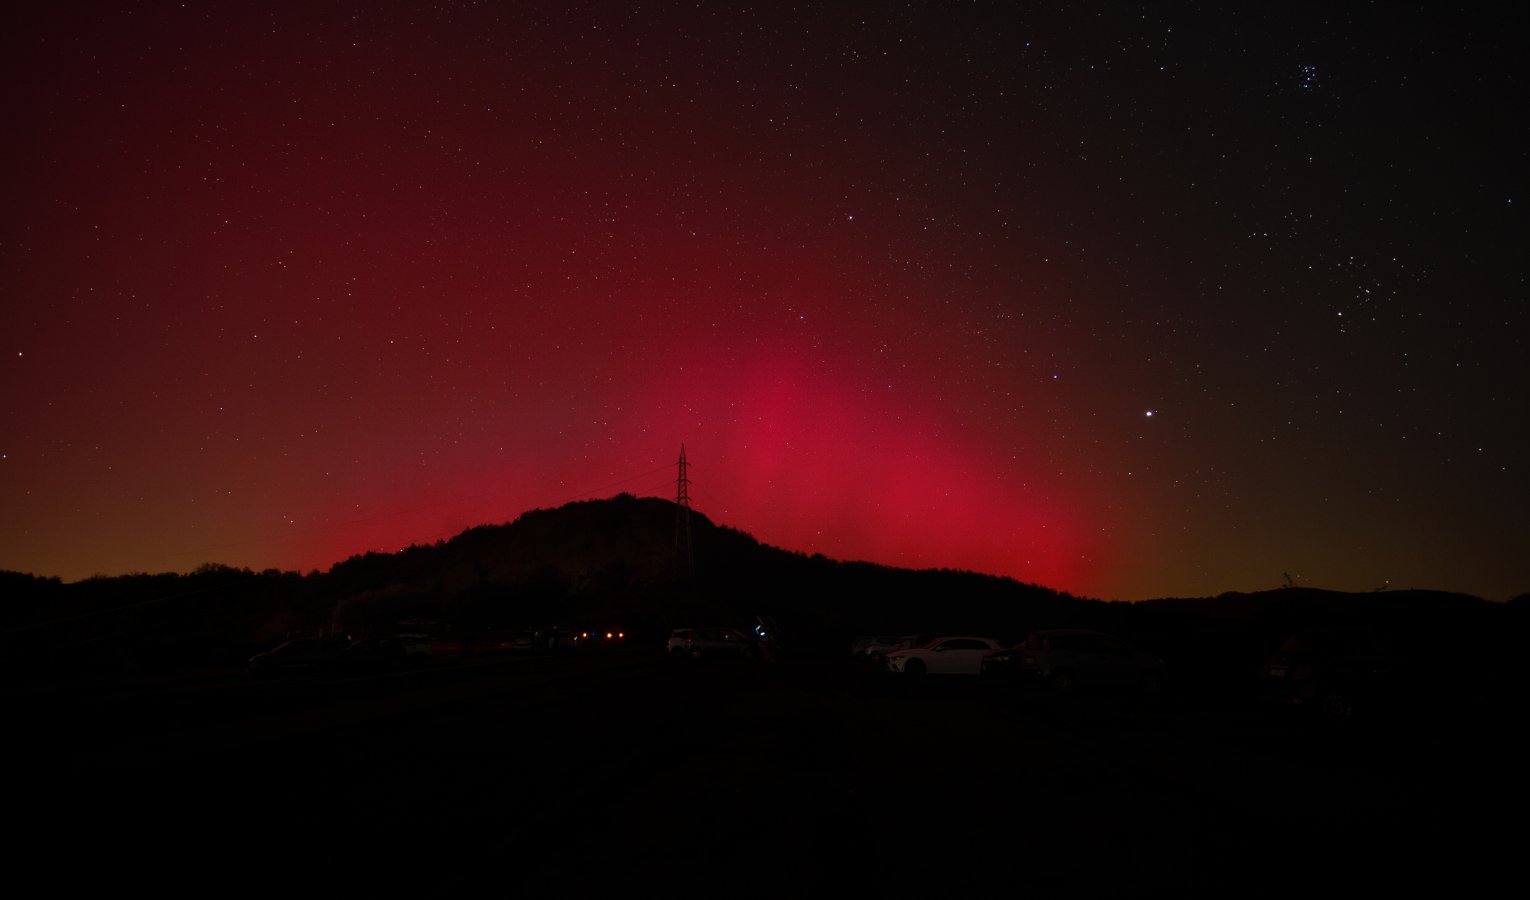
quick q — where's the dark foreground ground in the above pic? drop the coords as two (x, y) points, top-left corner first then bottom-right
(11, 648), (1525, 894)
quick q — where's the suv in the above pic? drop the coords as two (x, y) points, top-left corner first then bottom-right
(666, 627), (758, 661)
(1016, 629), (1164, 696)
(885, 636), (1003, 675)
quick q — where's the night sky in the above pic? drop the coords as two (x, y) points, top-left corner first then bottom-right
(3, 2), (1524, 601)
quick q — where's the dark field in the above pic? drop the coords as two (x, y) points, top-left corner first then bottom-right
(12, 647), (1523, 894)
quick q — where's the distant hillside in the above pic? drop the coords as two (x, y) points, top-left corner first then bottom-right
(319, 493), (1086, 647)
(3, 494), (1523, 679)
(0, 495), (1082, 672)
(1105, 586), (1524, 696)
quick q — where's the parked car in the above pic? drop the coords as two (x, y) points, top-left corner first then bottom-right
(393, 632), (432, 661)
(851, 635), (905, 657)
(979, 642), (1029, 681)
(852, 634), (932, 663)
(1259, 627), (1413, 728)
(885, 636), (1003, 675)
(537, 627), (579, 652)
(666, 627), (758, 661)
(498, 631), (539, 652)
(338, 636), (409, 672)
(247, 636), (350, 676)
(1014, 630), (1164, 695)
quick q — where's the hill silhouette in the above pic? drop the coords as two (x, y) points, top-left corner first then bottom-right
(319, 493), (1086, 650)
(3, 494), (1525, 685)
(0, 495), (1076, 675)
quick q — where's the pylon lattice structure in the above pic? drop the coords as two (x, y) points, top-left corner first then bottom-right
(675, 444), (693, 574)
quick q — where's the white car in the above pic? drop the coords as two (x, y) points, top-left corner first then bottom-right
(885, 636), (1003, 675)
(394, 633), (432, 660)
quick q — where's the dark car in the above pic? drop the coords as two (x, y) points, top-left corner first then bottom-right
(851, 635), (906, 657)
(665, 627), (758, 661)
(979, 642), (1028, 681)
(538, 627), (580, 652)
(498, 631), (540, 653)
(1011, 629), (1165, 696)
(338, 636), (409, 672)
(1259, 627), (1414, 728)
(853, 634), (935, 664)
(248, 636), (350, 676)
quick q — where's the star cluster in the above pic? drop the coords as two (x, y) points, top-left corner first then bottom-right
(2, 2), (1524, 600)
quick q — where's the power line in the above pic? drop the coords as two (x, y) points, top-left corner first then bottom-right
(675, 444), (693, 575)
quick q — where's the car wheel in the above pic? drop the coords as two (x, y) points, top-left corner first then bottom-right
(1051, 670), (1076, 695)
(1320, 691), (1355, 726)
(690, 646), (704, 660)
(905, 658), (926, 676)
